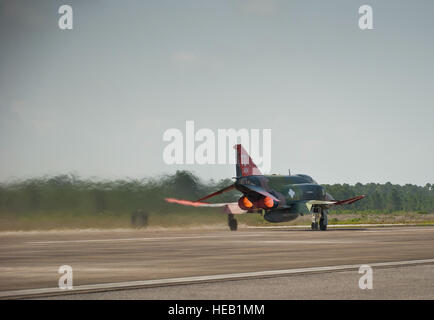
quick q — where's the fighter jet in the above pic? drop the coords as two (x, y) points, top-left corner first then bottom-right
(166, 144), (365, 231)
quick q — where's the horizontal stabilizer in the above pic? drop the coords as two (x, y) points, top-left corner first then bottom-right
(242, 184), (280, 202)
(196, 184), (235, 202)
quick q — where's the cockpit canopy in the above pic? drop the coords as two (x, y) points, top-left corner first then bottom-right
(293, 174), (317, 184)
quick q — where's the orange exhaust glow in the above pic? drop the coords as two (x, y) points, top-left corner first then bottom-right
(263, 196), (274, 208)
(242, 196), (253, 208)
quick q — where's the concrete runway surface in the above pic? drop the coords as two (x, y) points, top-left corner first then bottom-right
(0, 225), (433, 299)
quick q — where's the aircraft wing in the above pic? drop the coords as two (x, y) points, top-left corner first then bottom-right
(306, 200), (336, 206)
(332, 195), (366, 205)
(165, 198), (247, 214)
(306, 195), (366, 207)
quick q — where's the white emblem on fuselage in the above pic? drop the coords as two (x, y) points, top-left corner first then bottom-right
(288, 188), (295, 198)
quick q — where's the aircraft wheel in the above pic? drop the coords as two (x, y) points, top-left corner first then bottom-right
(228, 215), (238, 231)
(229, 219), (238, 231)
(319, 212), (328, 231)
(319, 219), (327, 231)
(311, 222), (319, 231)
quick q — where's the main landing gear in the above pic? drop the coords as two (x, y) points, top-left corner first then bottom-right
(311, 206), (328, 231)
(228, 214), (238, 231)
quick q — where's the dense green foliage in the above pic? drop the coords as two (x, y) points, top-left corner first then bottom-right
(0, 171), (432, 216)
(324, 182), (433, 213)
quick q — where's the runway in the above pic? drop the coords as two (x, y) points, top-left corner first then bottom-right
(0, 225), (433, 299)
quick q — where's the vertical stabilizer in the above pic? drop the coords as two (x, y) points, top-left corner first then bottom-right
(234, 144), (263, 177)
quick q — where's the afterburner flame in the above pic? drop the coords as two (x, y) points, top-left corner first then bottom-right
(263, 196), (274, 208)
(242, 196), (253, 208)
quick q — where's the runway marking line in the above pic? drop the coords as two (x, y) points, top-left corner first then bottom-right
(239, 240), (356, 244)
(1, 258), (433, 299)
(247, 224), (411, 228)
(26, 233), (272, 245)
(248, 224), (434, 229)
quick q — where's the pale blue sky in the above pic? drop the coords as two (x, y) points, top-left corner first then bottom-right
(1, 0), (433, 185)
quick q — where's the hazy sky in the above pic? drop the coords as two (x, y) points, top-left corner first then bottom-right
(1, 0), (433, 185)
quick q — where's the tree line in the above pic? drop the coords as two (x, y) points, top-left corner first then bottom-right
(323, 182), (433, 213)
